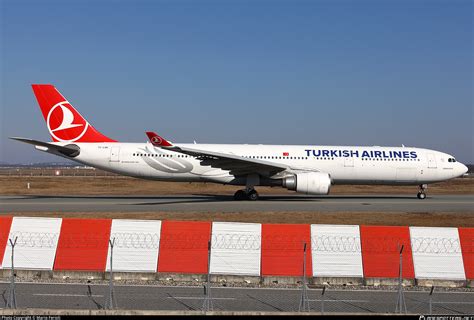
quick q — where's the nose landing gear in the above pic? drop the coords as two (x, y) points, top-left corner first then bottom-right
(417, 184), (427, 199)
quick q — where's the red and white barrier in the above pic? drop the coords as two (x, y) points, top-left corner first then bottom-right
(311, 224), (364, 277)
(158, 220), (211, 274)
(0, 216), (13, 268)
(360, 225), (414, 278)
(410, 227), (465, 280)
(2, 217), (62, 270)
(209, 222), (261, 276)
(55, 218), (111, 271)
(0, 216), (471, 282)
(106, 219), (162, 272)
(261, 224), (312, 276)
(459, 228), (474, 280)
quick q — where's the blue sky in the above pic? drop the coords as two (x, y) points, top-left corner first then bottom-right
(1, 0), (472, 163)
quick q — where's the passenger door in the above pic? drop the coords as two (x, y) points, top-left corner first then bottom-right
(110, 146), (120, 162)
(344, 157), (354, 167)
(426, 153), (437, 168)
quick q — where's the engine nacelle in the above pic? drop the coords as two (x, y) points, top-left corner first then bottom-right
(282, 172), (331, 195)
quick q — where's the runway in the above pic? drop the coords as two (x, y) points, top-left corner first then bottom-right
(1, 282), (473, 314)
(0, 194), (472, 213)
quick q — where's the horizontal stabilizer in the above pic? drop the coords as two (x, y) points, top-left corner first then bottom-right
(9, 137), (80, 157)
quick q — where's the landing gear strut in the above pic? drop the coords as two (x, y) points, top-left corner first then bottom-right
(233, 188), (259, 201)
(417, 184), (427, 199)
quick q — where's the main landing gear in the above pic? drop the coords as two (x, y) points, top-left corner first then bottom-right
(234, 188), (259, 201)
(234, 174), (260, 201)
(417, 184), (427, 199)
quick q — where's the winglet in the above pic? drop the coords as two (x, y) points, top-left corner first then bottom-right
(146, 131), (173, 147)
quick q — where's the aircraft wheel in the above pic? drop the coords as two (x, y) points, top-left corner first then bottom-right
(234, 190), (247, 201)
(247, 190), (259, 201)
(417, 192), (426, 200)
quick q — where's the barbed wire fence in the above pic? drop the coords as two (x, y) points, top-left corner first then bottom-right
(1, 232), (471, 313)
(0, 232), (468, 252)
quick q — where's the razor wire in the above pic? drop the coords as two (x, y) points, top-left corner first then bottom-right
(1, 232), (468, 253)
(311, 235), (361, 252)
(212, 233), (261, 250)
(7, 232), (60, 248)
(111, 232), (160, 249)
(410, 237), (462, 254)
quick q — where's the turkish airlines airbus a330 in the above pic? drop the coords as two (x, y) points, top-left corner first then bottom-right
(11, 85), (468, 200)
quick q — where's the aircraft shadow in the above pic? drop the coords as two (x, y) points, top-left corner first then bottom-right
(127, 194), (417, 206)
(195, 194), (417, 201)
(3, 194), (417, 207)
(0, 194), (419, 209)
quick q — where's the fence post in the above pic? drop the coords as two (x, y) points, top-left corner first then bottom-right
(202, 240), (213, 312)
(86, 280), (92, 315)
(7, 237), (18, 309)
(395, 244), (407, 314)
(321, 285), (326, 314)
(298, 242), (310, 312)
(429, 285), (435, 314)
(105, 237), (117, 309)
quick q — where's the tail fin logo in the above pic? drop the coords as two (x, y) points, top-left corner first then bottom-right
(151, 136), (162, 145)
(47, 101), (89, 142)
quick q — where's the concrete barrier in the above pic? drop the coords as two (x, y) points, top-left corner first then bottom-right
(364, 277), (415, 287)
(415, 278), (467, 288)
(312, 276), (364, 286)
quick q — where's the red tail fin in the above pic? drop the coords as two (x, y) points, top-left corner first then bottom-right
(146, 131), (173, 147)
(31, 84), (116, 143)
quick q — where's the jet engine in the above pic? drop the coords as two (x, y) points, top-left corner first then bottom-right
(282, 172), (331, 195)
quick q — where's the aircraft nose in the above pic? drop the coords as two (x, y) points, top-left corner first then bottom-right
(460, 163), (468, 175)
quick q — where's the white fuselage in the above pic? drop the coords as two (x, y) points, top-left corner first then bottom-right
(51, 142), (468, 187)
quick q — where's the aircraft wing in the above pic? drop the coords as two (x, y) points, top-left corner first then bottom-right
(9, 137), (80, 157)
(145, 132), (288, 177)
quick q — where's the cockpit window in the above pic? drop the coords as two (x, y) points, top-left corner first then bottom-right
(448, 158), (456, 163)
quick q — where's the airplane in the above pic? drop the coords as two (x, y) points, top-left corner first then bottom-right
(11, 84), (468, 201)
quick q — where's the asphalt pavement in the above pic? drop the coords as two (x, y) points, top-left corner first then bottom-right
(0, 282), (472, 314)
(0, 194), (473, 213)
